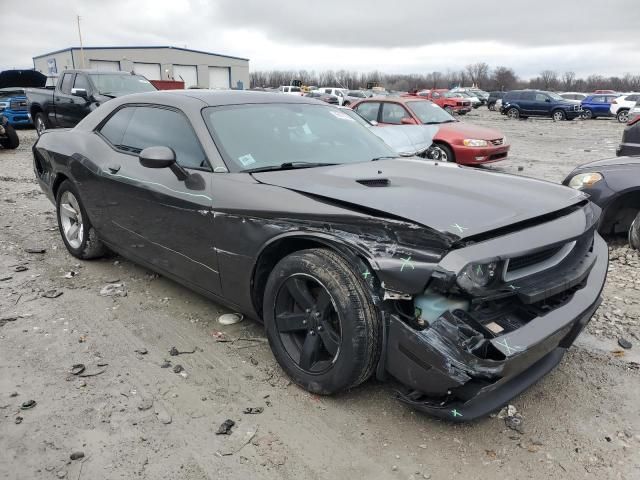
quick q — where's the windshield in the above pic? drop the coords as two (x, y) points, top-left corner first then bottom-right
(444, 92), (462, 98)
(547, 92), (563, 100)
(203, 104), (395, 172)
(89, 74), (156, 96)
(406, 101), (456, 124)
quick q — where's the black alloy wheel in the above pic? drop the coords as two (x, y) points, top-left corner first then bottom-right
(264, 249), (380, 394)
(274, 275), (341, 373)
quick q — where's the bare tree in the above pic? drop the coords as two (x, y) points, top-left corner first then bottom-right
(562, 71), (575, 91)
(539, 70), (559, 90)
(465, 62), (490, 88)
(490, 66), (518, 91)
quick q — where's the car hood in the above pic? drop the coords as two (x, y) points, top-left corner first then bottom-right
(369, 125), (438, 156)
(252, 159), (586, 239)
(572, 156), (640, 170)
(438, 122), (503, 140)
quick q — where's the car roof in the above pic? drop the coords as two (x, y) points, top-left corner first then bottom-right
(357, 96), (429, 105)
(112, 89), (324, 107)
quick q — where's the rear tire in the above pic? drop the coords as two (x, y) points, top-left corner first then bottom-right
(0, 123), (19, 149)
(629, 212), (640, 250)
(263, 248), (380, 395)
(617, 109), (630, 123)
(55, 180), (106, 260)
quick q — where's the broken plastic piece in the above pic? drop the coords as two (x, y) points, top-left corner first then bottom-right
(218, 313), (244, 325)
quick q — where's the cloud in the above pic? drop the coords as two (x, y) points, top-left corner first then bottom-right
(1, 0), (639, 79)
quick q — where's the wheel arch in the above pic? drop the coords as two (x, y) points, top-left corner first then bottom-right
(600, 188), (640, 235)
(51, 172), (71, 199)
(251, 232), (378, 317)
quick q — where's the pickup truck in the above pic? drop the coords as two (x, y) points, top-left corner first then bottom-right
(26, 69), (156, 135)
(0, 88), (30, 126)
(406, 89), (471, 115)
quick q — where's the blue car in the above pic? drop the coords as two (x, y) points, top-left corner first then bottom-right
(0, 88), (31, 126)
(501, 90), (582, 121)
(580, 94), (619, 119)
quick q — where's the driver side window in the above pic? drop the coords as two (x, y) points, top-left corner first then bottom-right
(99, 106), (209, 170)
(381, 103), (410, 124)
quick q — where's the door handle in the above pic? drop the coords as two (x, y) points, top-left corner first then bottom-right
(107, 163), (121, 174)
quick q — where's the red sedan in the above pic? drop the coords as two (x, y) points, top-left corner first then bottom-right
(351, 97), (509, 165)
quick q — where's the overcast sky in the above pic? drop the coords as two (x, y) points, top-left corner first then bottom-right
(2, 0), (639, 78)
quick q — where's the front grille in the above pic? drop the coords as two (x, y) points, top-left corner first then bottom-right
(490, 138), (503, 146)
(9, 100), (27, 111)
(507, 245), (565, 272)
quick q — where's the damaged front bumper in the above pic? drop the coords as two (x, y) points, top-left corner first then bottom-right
(383, 234), (608, 422)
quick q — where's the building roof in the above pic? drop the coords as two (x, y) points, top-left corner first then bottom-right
(33, 46), (249, 62)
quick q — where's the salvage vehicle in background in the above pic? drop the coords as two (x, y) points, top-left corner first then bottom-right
(564, 155), (640, 249)
(610, 93), (640, 123)
(616, 109), (640, 157)
(487, 91), (505, 111)
(32, 90), (608, 421)
(278, 85), (304, 95)
(0, 114), (19, 149)
(501, 90), (582, 121)
(304, 91), (339, 104)
(26, 70), (156, 136)
(342, 90), (372, 106)
(351, 96), (509, 165)
(0, 88), (31, 126)
(559, 92), (587, 104)
(409, 90), (471, 115)
(626, 102), (640, 125)
(580, 94), (619, 119)
(455, 91), (482, 108)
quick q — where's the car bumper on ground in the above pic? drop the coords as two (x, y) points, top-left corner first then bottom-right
(454, 144), (510, 165)
(383, 232), (607, 422)
(565, 110), (583, 120)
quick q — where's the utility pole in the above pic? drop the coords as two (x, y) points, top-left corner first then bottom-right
(77, 15), (85, 68)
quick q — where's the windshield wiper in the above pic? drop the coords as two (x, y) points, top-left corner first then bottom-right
(244, 161), (337, 173)
(370, 156), (398, 161)
(99, 92), (117, 98)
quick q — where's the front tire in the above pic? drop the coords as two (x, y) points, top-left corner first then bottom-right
(629, 212), (640, 250)
(431, 142), (455, 163)
(552, 109), (566, 121)
(56, 180), (106, 260)
(581, 108), (593, 120)
(34, 112), (48, 136)
(617, 109), (629, 123)
(0, 123), (19, 149)
(263, 249), (380, 395)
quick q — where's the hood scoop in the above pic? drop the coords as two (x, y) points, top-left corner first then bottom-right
(356, 178), (390, 187)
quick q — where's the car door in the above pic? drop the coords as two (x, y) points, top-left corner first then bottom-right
(67, 73), (95, 126)
(533, 92), (551, 115)
(52, 72), (75, 127)
(354, 102), (382, 123)
(97, 104), (222, 294)
(517, 92), (535, 114)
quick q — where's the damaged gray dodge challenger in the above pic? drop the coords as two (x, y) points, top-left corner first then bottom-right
(32, 91), (608, 421)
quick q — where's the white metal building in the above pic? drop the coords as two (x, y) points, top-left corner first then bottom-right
(32, 46), (250, 90)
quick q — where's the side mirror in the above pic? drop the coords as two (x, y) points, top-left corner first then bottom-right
(545, 98), (551, 102)
(71, 88), (88, 99)
(139, 146), (188, 181)
(401, 117), (417, 125)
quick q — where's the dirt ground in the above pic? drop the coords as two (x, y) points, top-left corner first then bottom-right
(1, 110), (639, 480)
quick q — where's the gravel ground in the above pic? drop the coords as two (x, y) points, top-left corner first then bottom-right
(1, 111), (639, 480)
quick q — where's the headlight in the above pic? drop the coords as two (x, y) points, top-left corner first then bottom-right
(463, 139), (488, 147)
(458, 261), (500, 290)
(568, 172), (602, 189)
